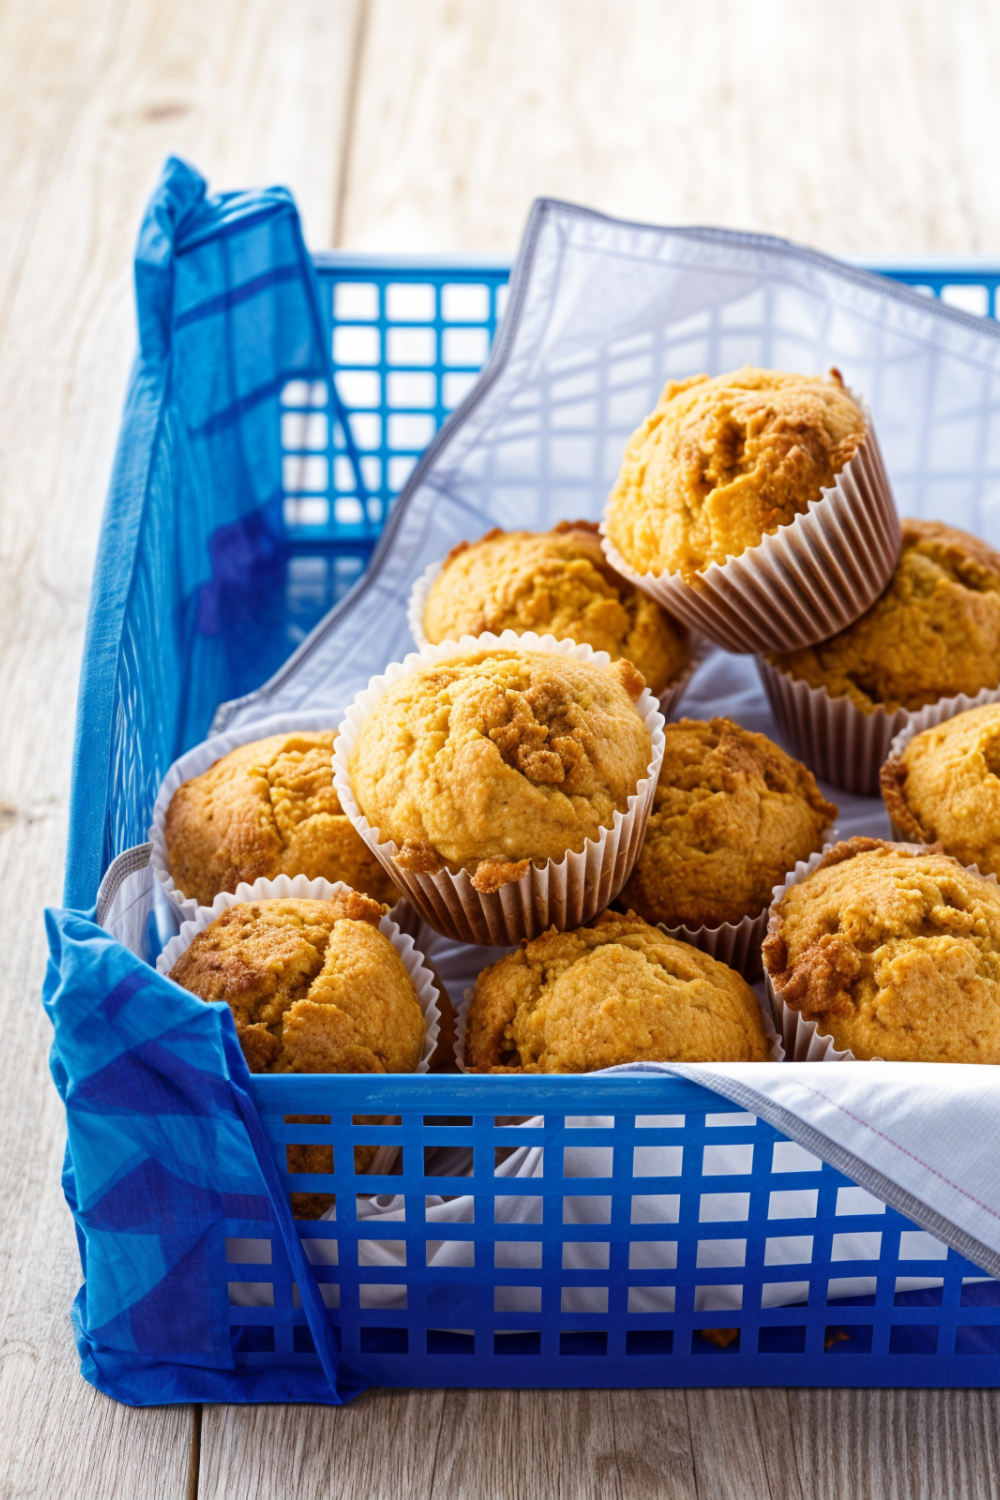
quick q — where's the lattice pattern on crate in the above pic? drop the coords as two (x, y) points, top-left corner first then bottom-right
(220, 1079), (1000, 1386)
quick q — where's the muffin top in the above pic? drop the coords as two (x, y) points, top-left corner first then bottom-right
(422, 522), (689, 697)
(164, 731), (399, 909)
(169, 893), (425, 1074)
(604, 366), (865, 577)
(464, 910), (769, 1072)
(762, 837), (1000, 1061)
(881, 704), (1000, 876)
(348, 648), (653, 892)
(618, 718), (836, 929)
(769, 520), (1000, 713)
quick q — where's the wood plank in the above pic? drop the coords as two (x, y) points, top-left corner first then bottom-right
(0, 0), (356, 1494)
(339, 0), (1000, 256)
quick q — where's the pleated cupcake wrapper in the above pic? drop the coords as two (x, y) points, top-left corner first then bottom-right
(155, 874), (442, 1074)
(599, 398), (901, 656)
(881, 694), (1000, 845)
(406, 555), (711, 722)
(333, 629), (666, 946)
(453, 946), (786, 1072)
(149, 709), (413, 926)
(758, 657), (1000, 798)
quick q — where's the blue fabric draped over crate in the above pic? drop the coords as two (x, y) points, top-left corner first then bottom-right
(43, 907), (363, 1405)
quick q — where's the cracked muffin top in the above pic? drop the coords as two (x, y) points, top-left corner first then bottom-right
(464, 909), (769, 1071)
(169, 893), (425, 1074)
(881, 704), (1000, 877)
(769, 520), (1000, 713)
(348, 648), (653, 892)
(164, 731), (399, 908)
(618, 718), (836, 929)
(604, 366), (865, 578)
(422, 522), (690, 697)
(762, 837), (1000, 1061)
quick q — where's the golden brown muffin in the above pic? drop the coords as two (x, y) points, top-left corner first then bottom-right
(464, 910), (769, 1071)
(349, 648), (653, 892)
(169, 893), (425, 1075)
(605, 366), (865, 578)
(881, 705), (1000, 876)
(164, 731), (399, 908)
(762, 837), (1000, 1061)
(618, 718), (836, 929)
(769, 520), (1000, 713)
(423, 522), (690, 697)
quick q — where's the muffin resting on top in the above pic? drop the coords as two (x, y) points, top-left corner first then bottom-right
(169, 893), (425, 1075)
(464, 910), (769, 1071)
(604, 366), (865, 578)
(164, 731), (399, 908)
(422, 522), (689, 697)
(619, 718), (836, 929)
(348, 648), (653, 892)
(769, 520), (1000, 713)
(881, 704), (1000, 876)
(762, 837), (1000, 1062)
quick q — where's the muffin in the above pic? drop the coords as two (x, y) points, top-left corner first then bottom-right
(881, 704), (1000, 875)
(163, 731), (398, 908)
(420, 522), (690, 698)
(762, 837), (1000, 1062)
(604, 366), (866, 579)
(619, 718), (836, 930)
(463, 910), (770, 1071)
(168, 892), (425, 1074)
(347, 647), (653, 893)
(769, 520), (1000, 714)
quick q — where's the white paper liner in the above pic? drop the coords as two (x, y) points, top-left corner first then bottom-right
(599, 396), (901, 655)
(406, 555), (711, 721)
(453, 950), (785, 1071)
(881, 698), (1000, 845)
(155, 874), (441, 1073)
(333, 630), (666, 946)
(763, 843), (1000, 1062)
(149, 710), (409, 924)
(759, 657), (1000, 798)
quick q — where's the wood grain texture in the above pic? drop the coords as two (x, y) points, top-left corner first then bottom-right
(339, 0), (1000, 256)
(0, 1), (355, 1495)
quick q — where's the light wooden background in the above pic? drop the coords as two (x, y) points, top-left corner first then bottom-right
(5, 1), (1000, 1495)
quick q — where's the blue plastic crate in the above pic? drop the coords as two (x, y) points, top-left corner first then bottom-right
(57, 164), (1000, 1400)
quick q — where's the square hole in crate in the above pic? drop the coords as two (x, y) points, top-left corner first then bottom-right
(359, 1327), (408, 1354)
(696, 1285), (743, 1312)
(357, 1195), (404, 1221)
(358, 1240), (406, 1266)
(495, 1241), (542, 1268)
(334, 282), (379, 319)
(360, 1285), (407, 1310)
(898, 1230), (948, 1261)
(895, 1279), (943, 1306)
(495, 1145), (538, 1173)
(564, 1146), (612, 1177)
(423, 1116), (472, 1128)
(228, 1282), (274, 1307)
(700, 1193), (750, 1223)
(889, 1324), (939, 1354)
(635, 1114), (683, 1129)
(442, 282), (490, 321)
(628, 1240), (677, 1270)
(443, 372), (477, 409)
(631, 1195), (680, 1225)
(426, 1240), (475, 1267)
(771, 1143), (822, 1173)
(565, 1116), (614, 1128)
(231, 1325), (275, 1355)
(831, 1232), (882, 1261)
(226, 1238), (272, 1265)
(388, 326), (436, 365)
(706, 1112), (755, 1128)
(758, 1325), (807, 1354)
(563, 1241), (610, 1269)
(292, 1282), (340, 1310)
(956, 1325), (1000, 1355)
(626, 1329), (673, 1355)
(827, 1276), (877, 1305)
(702, 1144), (753, 1175)
(561, 1287), (608, 1313)
(696, 1239), (746, 1269)
(300, 1239), (338, 1266)
(388, 370), (436, 407)
(495, 1286), (541, 1312)
(633, 1146), (682, 1177)
(694, 1329), (741, 1354)
(836, 1187), (886, 1216)
(768, 1189), (818, 1219)
(627, 1286), (675, 1313)
(762, 1281), (810, 1308)
(764, 1236), (813, 1265)
(494, 1331), (540, 1355)
(560, 1331), (607, 1356)
(825, 1324), (873, 1353)
(961, 1279), (1000, 1307)
(386, 282), (435, 321)
(427, 1329), (475, 1356)
(335, 325), (380, 365)
(495, 1195), (543, 1224)
(564, 1196), (612, 1224)
(336, 369), (380, 406)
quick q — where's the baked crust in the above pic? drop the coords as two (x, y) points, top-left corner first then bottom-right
(423, 522), (689, 696)
(769, 519), (1000, 713)
(164, 731), (399, 908)
(618, 718), (836, 928)
(464, 909), (769, 1072)
(169, 895), (426, 1075)
(348, 648), (653, 884)
(604, 366), (865, 577)
(879, 704), (1000, 875)
(762, 836), (1000, 1061)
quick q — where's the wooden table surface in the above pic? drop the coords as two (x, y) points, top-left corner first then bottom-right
(5, 2), (1000, 1495)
